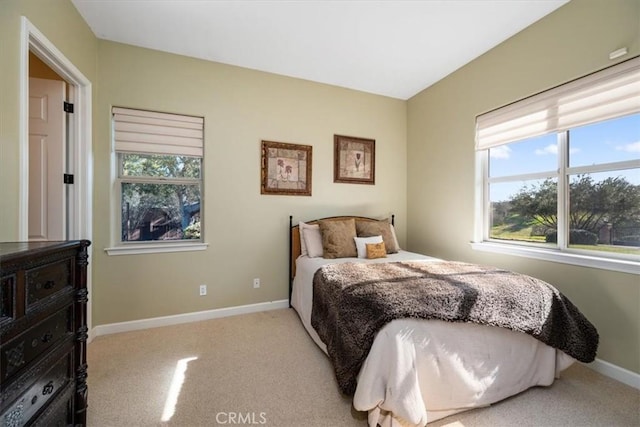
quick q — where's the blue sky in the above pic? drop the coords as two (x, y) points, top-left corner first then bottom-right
(489, 113), (640, 202)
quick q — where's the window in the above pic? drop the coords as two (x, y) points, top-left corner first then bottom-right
(474, 57), (640, 273)
(113, 107), (204, 247)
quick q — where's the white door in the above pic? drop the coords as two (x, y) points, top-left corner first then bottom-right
(28, 77), (66, 241)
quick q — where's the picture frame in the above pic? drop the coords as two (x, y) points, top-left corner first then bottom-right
(261, 140), (312, 196)
(334, 134), (375, 185)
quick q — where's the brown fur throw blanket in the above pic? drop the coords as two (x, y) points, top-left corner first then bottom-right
(311, 261), (599, 395)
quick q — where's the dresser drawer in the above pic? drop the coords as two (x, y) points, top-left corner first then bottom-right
(0, 351), (71, 427)
(31, 382), (73, 427)
(1, 307), (72, 381)
(25, 259), (73, 313)
(0, 275), (15, 323)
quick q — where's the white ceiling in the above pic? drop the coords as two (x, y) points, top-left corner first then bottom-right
(71, 0), (569, 100)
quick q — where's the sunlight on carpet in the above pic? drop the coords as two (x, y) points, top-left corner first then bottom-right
(160, 356), (198, 422)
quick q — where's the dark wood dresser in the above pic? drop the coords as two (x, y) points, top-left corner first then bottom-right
(0, 240), (90, 426)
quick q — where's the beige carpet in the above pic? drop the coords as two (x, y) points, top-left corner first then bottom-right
(87, 308), (639, 427)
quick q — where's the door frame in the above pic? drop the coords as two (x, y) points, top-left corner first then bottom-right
(19, 17), (94, 332)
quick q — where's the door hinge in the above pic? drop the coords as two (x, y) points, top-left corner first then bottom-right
(63, 174), (74, 184)
(63, 102), (74, 113)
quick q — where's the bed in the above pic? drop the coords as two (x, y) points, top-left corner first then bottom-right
(288, 215), (598, 427)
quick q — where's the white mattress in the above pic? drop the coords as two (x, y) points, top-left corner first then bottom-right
(291, 250), (575, 426)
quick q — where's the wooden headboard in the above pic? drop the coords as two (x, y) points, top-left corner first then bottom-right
(288, 215), (394, 305)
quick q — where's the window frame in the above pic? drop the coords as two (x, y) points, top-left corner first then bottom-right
(473, 56), (640, 275)
(105, 107), (207, 256)
(474, 119), (640, 276)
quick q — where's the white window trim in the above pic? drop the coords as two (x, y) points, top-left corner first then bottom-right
(470, 240), (639, 275)
(109, 107), (205, 254)
(107, 175), (205, 256)
(473, 134), (640, 276)
(473, 58), (640, 275)
(105, 242), (208, 256)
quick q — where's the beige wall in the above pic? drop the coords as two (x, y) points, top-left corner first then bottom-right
(1, 0), (637, 376)
(407, 0), (640, 374)
(0, 0), (97, 241)
(92, 41), (407, 325)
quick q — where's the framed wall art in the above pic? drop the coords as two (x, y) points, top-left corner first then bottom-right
(334, 134), (375, 185)
(261, 140), (312, 196)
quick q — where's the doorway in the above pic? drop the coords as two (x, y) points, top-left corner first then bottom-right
(21, 17), (93, 333)
(20, 17), (92, 243)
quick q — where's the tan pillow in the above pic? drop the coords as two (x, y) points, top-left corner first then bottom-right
(356, 220), (398, 253)
(319, 218), (357, 259)
(366, 242), (387, 259)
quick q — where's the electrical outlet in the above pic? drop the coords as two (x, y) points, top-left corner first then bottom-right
(253, 278), (260, 289)
(199, 284), (207, 296)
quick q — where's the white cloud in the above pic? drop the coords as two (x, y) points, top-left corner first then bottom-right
(490, 145), (511, 159)
(616, 141), (640, 153)
(535, 144), (558, 155)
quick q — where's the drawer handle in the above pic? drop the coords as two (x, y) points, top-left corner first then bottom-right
(42, 381), (54, 395)
(44, 280), (56, 290)
(42, 332), (53, 343)
(32, 395), (38, 405)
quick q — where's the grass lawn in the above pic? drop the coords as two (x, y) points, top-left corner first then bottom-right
(490, 223), (546, 243)
(491, 224), (640, 256)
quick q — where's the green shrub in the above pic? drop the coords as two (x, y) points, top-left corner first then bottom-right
(545, 229), (598, 245)
(571, 229), (598, 245)
(184, 221), (201, 239)
(530, 225), (550, 237)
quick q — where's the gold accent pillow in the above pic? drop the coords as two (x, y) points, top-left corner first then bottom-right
(356, 220), (398, 253)
(366, 242), (387, 259)
(319, 218), (358, 259)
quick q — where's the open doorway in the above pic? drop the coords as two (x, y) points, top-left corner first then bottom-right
(21, 17), (93, 333)
(20, 17), (92, 243)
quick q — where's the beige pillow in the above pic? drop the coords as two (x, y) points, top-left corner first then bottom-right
(356, 220), (398, 253)
(319, 219), (357, 259)
(298, 222), (313, 256)
(366, 242), (387, 259)
(298, 222), (324, 257)
(389, 223), (401, 251)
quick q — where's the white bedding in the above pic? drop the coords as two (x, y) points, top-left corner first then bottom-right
(291, 250), (575, 426)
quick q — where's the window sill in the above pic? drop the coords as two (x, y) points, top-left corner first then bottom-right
(105, 242), (208, 256)
(470, 241), (639, 275)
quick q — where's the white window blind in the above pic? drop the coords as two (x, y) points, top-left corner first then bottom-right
(113, 107), (204, 157)
(476, 56), (640, 150)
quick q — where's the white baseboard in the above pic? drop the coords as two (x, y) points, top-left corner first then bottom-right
(584, 358), (640, 390)
(90, 299), (289, 340)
